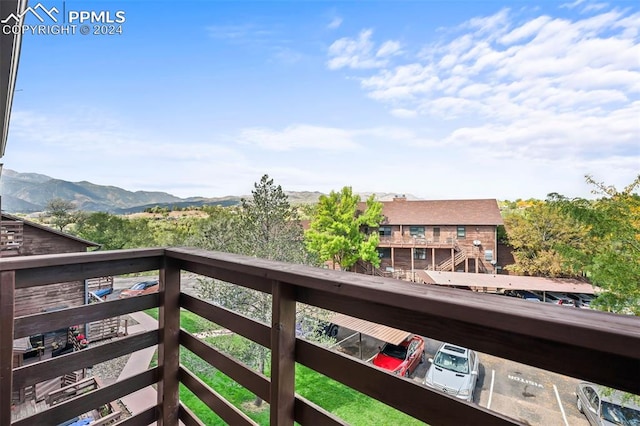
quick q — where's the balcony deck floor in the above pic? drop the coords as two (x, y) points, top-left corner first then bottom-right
(11, 398), (48, 423)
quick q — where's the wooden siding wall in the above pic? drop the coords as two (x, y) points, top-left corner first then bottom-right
(497, 242), (516, 274)
(380, 225), (498, 273)
(20, 225), (91, 256)
(12, 223), (93, 317)
(454, 225), (497, 270)
(15, 281), (85, 317)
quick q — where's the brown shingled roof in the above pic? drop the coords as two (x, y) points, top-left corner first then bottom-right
(360, 198), (503, 226)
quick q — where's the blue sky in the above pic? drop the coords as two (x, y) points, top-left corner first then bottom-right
(3, 0), (639, 200)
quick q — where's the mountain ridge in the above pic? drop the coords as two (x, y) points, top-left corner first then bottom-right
(0, 169), (418, 214)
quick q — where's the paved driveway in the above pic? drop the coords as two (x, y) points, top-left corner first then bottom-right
(335, 329), (589, 426)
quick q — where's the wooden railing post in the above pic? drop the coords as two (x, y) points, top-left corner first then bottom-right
(0, 270), (15, 426)
(270, 281), (296, 426)
(157, 256), (181, 425)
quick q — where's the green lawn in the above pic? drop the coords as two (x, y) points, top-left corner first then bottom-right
(144, 308), (218, 334)
(142, 308), (423, 425)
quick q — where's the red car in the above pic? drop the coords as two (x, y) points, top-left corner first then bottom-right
(119, 280), (159, 298)
(372, 335), (425, 377)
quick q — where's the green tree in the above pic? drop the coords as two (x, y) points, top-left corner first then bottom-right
(550, 175), (640, 314)
(238, 174), (309, 263)
(74, 212), (155, 249)
(305, 187), (383, 270)
(503, 201), (589, 277)
(192, 175), (321, 406)
(187, 206), (244, 253)
(148, 215), (200, 247)
(43, 198), (78, 231)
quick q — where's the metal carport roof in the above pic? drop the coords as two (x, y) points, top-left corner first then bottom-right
(329, 313), (411, 345)
(418, 270), (599, 294)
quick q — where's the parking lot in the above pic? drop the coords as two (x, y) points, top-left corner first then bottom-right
(335, 329), (589, 426)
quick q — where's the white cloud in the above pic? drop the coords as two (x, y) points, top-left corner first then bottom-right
(560, 0), (586, 9)
(237, 124), (361, 151)
(327, 17), (342, 30)
(390, 108), (418, 118)
(236, 124), (446, 151)
(319, 7), (639, 200)
(464, 7), (511, 38)
(327, 29), (401, 70)
(206, 24), (274, 43)
(328, 5), (639, 175)
(376, 40), (402, 57)
(499, 16), (552, 44)
(6, 109), (251, 197)
(561, 0), (609, 13)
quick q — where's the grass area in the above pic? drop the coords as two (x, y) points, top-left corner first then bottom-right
(144, 308), (218, 334)
(144, 308), (421, 425)
(296, 364), (422, 426)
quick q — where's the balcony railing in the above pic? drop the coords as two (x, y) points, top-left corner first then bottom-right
(1, 248), (638, 425)
(378, 235), (456, 248)
(0, 220), (23, 253)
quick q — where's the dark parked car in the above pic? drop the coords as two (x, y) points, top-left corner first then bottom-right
(576, 382), (640, 425)
(566, 293), (594, 308)
(505, 290), (541, 302)
(538, 292), (575, 306)
(372, 335), (425, 377)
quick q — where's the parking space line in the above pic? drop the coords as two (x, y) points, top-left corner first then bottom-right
(328, 332), (359, 349)
(553, 384), (569, 426)
(487, 369), (495, 409)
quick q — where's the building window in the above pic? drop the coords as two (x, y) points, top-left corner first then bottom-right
(484, 250), (493, 261)
(409, 226), (425, 237)
(379, 226), (392, 237)
(457, 226), (466, 239)
(414, 248), (426, 259)
(377, 247), (391, 258)
(433, 227), (440, 242)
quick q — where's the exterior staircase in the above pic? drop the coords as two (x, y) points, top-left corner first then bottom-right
(355, 260), (397, 278)
(436, 247), (468, 272)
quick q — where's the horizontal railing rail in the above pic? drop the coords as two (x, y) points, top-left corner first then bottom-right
(12, 368), (159, 426)
(168, 248), (638, 393)
(14, 293), (159, 339)
(1, 247), (638, 426)
(13, 329), (159, 391)
(378, 236), (456, 248)
(0, 221), (24, 249)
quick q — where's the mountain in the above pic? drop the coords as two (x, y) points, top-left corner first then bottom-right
(0, 169), (418, 214)
(0, 169), (214, 213)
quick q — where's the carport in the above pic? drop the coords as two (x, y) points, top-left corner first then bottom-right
(418, 271), (600, 300)
(328, 313), (411, 360)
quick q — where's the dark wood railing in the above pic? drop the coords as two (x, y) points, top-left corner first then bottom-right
(1, 248), (638, 425)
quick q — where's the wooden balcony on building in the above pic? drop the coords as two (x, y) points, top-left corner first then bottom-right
(0, 220), (23, 255)
(378, 235), (456, 248)
(1, 248), (638, 425)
